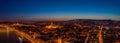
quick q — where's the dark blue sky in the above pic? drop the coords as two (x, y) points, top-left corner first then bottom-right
(0, 0), (120, 21)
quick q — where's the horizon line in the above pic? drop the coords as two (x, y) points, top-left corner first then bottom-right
(0, 18), (120, 22)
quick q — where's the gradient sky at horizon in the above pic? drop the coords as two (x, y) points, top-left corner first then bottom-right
(0, 0), (120, 21)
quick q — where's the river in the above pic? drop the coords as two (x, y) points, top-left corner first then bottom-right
(0, 27), (29, 43)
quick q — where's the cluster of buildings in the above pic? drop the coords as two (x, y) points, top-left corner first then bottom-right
(11, 20), (120, 43)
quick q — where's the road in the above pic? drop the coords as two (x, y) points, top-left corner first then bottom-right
(84, 33), (89, 43)
(98, 26), (103, 43)
(13, 29), (42, 43)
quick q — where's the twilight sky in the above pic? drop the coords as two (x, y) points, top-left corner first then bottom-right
(0, 0), (120, 21)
